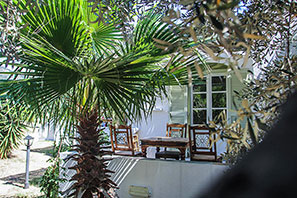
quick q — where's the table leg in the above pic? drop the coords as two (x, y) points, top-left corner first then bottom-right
(178, 148), (186, 160)
(141, 145), (148, 158)
(156, 147), (160, 152)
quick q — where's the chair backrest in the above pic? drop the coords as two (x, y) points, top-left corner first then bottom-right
(166, 123), (187, 138)
(109, 124), (134, 155)
(188, 125), (217, 161)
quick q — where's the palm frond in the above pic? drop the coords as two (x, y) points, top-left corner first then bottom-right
(19, 0), (91, 59)
(92, 23), (123, 56)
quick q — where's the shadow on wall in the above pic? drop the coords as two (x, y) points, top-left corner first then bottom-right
(107, 157), (140, 186)
(113, 159), (227, 198)
(59, 154), (140, 197)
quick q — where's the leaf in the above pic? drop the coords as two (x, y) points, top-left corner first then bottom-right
(153, 38), (172, 46)
(208, 121), (216, 128)
(209, 15), (223, 30)
(194, 62), (204, 79)
(187, 66), (192, 86)
(217, 0), (221, 6)
(188, 27), (197, 43)
(255, 117), (268, 132)
(230, 132), (239, 139)
(243, 33), (266, 40)
(155, 44), (167, 50)
(243, 46), (251, 68)
(273, 92), (280, 98)
(202, 44), (218, 61)
(166, 55), (174, 71)
(266, 85), (281, 91)
(247, 117), (258, 145)
(235, 42), (250, 68)
(254, 120), (259, 142)
(242, 99), (249, 110)
(217, 0), (240, 10)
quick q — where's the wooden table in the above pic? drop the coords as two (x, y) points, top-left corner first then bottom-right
(140, 137), (189, 160)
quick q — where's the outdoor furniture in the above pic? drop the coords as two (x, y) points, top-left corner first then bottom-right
(155, 123), (187, 160)
(132, 130), (140, 152)
(140, 137), (189, 160)
(188, 125), (217, 162)
(109, 124), (140, 156)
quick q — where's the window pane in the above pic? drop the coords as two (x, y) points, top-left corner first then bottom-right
(193, 94), (206, 108)
(212, 93), (226, 108)
(212, 76), (226, 91)
(212, 109), (225, 122)
(193, 110), (207, 124)
(193, 78), (206, 92)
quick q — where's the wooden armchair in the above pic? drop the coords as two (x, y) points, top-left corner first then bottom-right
(155, 123), (187, 160)
(109, 125), (140, 156)
(188, 125), (217, 162)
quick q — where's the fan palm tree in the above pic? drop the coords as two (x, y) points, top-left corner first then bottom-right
(0, 0), (181, 124)
(0, 0), (182, 196)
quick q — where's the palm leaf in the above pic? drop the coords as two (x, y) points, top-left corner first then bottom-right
(18, 0), (91, 59)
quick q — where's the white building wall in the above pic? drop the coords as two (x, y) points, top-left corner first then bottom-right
(108, 158), (227, 198)
(134, 96), (170, 158)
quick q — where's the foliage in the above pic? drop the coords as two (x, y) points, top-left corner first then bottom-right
(90, 0), (260, 77)
(0, 0), (22, 66)
(40, 157), (66, 198)
(86, 0), (137, 37)
(39, 138), (72, 198)
(0, 0), (42, 66)
(208, 0), (297, 164)
(239, 0), (297, 68)
(38, 135), (73, 197)
(64, 110), (116, 198)
(0, 100), (27, 159)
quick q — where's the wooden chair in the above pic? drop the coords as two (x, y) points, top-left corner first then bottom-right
(109, 125), (140, 156)
(188, 125), (217, 162)
(155, 123), (187, 160)
(132, 130), (140, 152)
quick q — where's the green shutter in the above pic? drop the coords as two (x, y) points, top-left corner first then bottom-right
(229, 69), (249, 123)
(169, 85), (187, 124)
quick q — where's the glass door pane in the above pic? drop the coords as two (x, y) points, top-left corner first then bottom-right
(193, 78), (206, 92)
(212, 76), (226, 91)
(212, 93), (226, 108)
(193, 94), (207, 108)
(193, 109), (207, 124)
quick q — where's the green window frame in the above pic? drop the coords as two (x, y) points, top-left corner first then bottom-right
(192, 75), (228, 124)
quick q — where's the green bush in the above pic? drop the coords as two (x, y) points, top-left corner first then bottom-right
(0, 101), (26, 159)
(40, 157), (66, 198)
